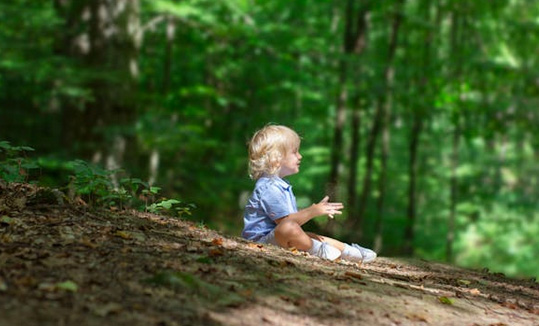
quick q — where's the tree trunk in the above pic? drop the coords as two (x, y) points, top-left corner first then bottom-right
(347, 105), (361, 217)
(403, 115), (422, 255)
(56, 0), (141, 167)
(353, 0), (405, 239)
(373, 85), (392, 253)
(325, 0), (370, 234)
(402, 0), (435, 256)
(446, 5), (464, 262)
(447, 116), (460, 262)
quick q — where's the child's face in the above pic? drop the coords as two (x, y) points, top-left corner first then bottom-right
(278, 145), (302, 178)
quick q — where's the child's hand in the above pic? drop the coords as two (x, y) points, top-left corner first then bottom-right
(314, 196), (343, 219)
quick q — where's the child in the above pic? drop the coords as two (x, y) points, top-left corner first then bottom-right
(242, 124), (376, 263)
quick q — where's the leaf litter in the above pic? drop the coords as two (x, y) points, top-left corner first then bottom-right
(0, 182), (538, 326)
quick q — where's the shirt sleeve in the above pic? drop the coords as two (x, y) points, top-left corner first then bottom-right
(260, 184), (294, 221)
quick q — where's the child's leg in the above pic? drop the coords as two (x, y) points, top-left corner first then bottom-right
(274, 221), (341, 260)
(307, 232), (376, 263)
(274, 220), (313, 250)
(306, 233), (345, 251)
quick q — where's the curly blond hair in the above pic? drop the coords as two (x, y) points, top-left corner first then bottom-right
(248, 125), (301, 180)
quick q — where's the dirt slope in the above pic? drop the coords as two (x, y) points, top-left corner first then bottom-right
(0, 183), (538, 326)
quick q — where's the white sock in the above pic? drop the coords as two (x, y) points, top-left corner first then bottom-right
(308, 239), (341, 261)
(307, 239), (322, 255)
(341, 243), (363, 262)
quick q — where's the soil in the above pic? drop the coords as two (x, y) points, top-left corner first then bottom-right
(0, 182), (538, 326)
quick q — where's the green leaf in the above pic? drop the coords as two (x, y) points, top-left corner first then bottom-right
(56, 280), (78, 292)
(437, 296), (453, 305)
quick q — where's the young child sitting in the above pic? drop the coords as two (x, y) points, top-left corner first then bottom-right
(242, 124), (376, 263)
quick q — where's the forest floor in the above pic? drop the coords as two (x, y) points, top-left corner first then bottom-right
(0, 183), (538, 326)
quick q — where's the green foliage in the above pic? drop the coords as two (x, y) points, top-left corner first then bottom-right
(148, 199), (197, 218)
(69, 160), (196, 214)
(456, 205), (539, 279)
(0, 141), (37, 182)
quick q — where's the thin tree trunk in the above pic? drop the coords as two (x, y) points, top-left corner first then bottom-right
(447, 116), (460, 262)
(403, 0), (438, 255)
(374, 86), (392, 253)
(345, 3), (370, 218)
(328, 0), (355, 200)
(347, 102), (362, 215)
(353, 0), (405, 239)
(446, 6), (464, 262)
(403, 115), (422, 255)
(326, 0), (370, 234)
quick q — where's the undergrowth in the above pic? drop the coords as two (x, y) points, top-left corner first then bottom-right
(0, 140), (195, 217)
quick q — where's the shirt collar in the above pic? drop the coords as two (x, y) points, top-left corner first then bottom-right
(273, 176), (292, 191)
(260, 174), (292, 191)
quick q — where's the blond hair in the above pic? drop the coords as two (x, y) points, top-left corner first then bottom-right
(248, 125), (301, 180)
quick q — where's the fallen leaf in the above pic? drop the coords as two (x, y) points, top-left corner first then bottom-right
(501, 302), (518, 310)
(247, 243), (264, 249)
(0, 215), (15, 226)
(457, 279), (471, 286)
(437, 296), (454, 305)
(14, 276), (37, 287)
(211, 238), (223, 246)
(37, 282), (57, 292)
(288, 247), (299, 254)
(406, 313), (429, 323)
(209, 248), (224, 257)
(114, 230), (132, 240)
(80, 238), (98, 249)
(56, 280), (78, 292)
(345, 271), (363, 280)
(469, 288), (481, 295)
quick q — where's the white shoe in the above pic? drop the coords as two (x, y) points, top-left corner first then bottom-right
(351, 244), (377, 263)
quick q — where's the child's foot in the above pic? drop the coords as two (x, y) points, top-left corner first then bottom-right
(351, 243), (377, 263)
(340, 244), (363, 263)
(308, 239), (341, 261)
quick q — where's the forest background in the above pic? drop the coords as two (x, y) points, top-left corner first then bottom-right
(0, 0), (537, 280)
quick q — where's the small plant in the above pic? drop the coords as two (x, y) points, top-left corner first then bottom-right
(148, 198), (196, 218)
(70, 159), (117, 205)
(0, 143), (197, 217)
(0, 141), (38, 182)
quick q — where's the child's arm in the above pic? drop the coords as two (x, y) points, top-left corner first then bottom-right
(275, 196), (343, 226)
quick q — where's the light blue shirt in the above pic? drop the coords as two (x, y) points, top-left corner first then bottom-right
(242, 176), (298, 241)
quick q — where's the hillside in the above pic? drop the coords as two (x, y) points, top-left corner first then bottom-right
(0, 182), (538, 326)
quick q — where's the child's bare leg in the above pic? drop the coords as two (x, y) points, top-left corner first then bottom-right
(274, 220), (313, 251)
(274, 222), (341, 261)
(306, 233), (345, 251)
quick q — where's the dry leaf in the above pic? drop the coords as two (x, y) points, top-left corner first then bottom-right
(209, 248), (224, 257)
(114, 231), (132, 240)
(469, 288), (481, 295)
(406, 313), (429, 323)
(501, 302), (518, 310)
(211, 238), (223, 246)
(288, 247), (299, 254)
(247, 243), (263, 249)
(345, 271), (363, 280)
